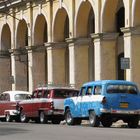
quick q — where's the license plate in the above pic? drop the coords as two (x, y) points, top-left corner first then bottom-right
(120, 102), (128, 108)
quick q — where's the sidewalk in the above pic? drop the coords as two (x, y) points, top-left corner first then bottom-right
(112, 120), (140, 128)
(61, 120), (140, 128)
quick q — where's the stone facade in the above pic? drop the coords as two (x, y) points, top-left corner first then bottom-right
(0, 0), (140, 92)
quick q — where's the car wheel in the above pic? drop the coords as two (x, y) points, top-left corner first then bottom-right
(101, 115), (112, 127)
(89, 110), (100, 127)
(39, 111), (48, 124)
(6, 114), (12, 122)
(128, 117), (139, 128)
(20, 111), (29, 123)
(65, 109), (76, 125)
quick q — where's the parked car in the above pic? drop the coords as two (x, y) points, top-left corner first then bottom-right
(64, 80), (140, 128)
(0, 91), (31, 122)
(17, 87), (79, 124)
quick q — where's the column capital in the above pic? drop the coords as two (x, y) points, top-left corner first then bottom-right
(65, 37), (91, 47)
(9, 48), (27, 55)
(91, 32), (119, 42)
(26, 45), (46, 52)
(121, 26), (140, 37)
(45, 42), (67, 50)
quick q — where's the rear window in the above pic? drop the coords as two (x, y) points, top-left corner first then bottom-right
(53, 89), (79, 98)
(14, 94), (31, 101)
(106, 84), (138, 94)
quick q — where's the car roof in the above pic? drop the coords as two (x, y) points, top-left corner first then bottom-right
(2, 90), (31, 94)
(34, 87), (79, 91)
(83, 80), (137, 87)
(1, 91), (31, 101)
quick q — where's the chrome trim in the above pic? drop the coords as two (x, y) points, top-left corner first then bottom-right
(47, 110), (64, 115)
(100, 108), (140, 114)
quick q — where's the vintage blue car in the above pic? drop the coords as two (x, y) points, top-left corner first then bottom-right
(64, 80), (140, 128)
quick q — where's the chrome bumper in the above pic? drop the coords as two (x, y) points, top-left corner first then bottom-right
(100, 108), (140, 115)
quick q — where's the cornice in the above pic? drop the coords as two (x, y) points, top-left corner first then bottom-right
(0, 0), (26, 12)
(65, 37), (91, 46)
(0, 0), (47, 12)
(9, 48), (27, 55)
(44, 42), (67, 50)
(26, 45), (46, 52)
(91, 32), (119, 42)
(121, 26), (140, 37)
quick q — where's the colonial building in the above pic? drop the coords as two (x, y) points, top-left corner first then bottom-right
(0, 0), (140, 93)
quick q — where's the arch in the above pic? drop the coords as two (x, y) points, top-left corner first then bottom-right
(0, 23), (12, 92)
(101, 0), (125, 32)
(1, 24), (11, 50)
(75, 1), (95, 37)
(33, 14), (48, 46)
(52, 6), (70, 86)
(132, 0), (140, 26)
(53, 7), (69, 42)
(16, 19), (28, 48)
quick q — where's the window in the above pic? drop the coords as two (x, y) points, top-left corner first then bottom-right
(94, 86), (102, 95)
(4, 94), (10, 101)
(106, 84), (138, 94)
(0, 94), (4, 101)
(14, 94), (31, 101)
(86, 86), (93, 95)
(32, 91), (38, 98)
(43, 90), (50, 98)
(37, 91), (42, 98)
(80, 87), (86, 96)
(53, 89), (79, 98)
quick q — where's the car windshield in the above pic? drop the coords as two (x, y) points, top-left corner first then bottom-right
(106, 84), (138, 94)
(54, 89), (79, 98)
(14, 94), (31, 101)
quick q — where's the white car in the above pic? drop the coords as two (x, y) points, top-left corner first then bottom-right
(0, 91), (31, 122)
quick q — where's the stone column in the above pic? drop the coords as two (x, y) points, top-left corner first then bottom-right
(27, 48), (33, 92)
(66, 38), (91, 88)
(91, 33), (118, 80)
(0, 51), (11, 92)
(11, 52), (16, 90)
(27, 46), (47, 89)
(10, 49), (28, 91)
(122, 27), (140, 88)
(45, 42), (67, 86)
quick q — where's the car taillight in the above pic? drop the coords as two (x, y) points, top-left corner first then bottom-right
(50, 101), (54, 109)
(101, 97), (106, 104)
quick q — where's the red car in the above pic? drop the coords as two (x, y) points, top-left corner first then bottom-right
(17, 87), (79, 124)
(0, 91), (31, 122)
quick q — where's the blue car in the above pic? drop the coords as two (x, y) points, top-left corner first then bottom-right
(64, 80), (140, 128)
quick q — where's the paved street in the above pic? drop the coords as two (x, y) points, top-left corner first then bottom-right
(0, 121), (140, 140)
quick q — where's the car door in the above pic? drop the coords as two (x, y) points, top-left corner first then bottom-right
(4, 93), (14, 112)
(31, 90), (43, 116)
(0, 94), (5, 117)
(21, 90), (39, 117)
(75, 87), (87, 117)
(40, 89), (50, 111)
(80, 86), (93, 117)
(0, 93), (11, 117)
